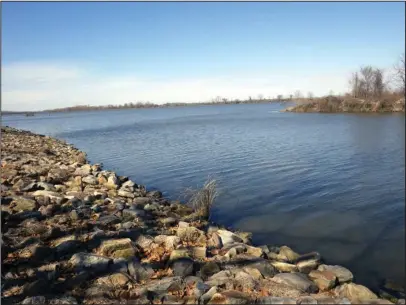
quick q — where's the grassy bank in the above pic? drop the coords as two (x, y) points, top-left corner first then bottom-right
(283, 95), (405, 113)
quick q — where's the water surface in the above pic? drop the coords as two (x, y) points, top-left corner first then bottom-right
(3, 104), (405, 290)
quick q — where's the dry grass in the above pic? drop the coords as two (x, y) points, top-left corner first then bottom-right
(184, 177), (218, 220)
(287, 94), (405, 113)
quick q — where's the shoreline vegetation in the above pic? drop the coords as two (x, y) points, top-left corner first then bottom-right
(1, 125), (404, 304)
(2, 98), (291, 116)
(285, 55), (405, 113)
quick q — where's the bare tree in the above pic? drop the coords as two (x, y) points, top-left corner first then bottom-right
(307, 92), (314, 99)
(349, 66), (387, 98)
(373, 68), (384, 97)
(393, 54), (405, 93)
(277, 94), (283, 100)
(294, 90), (302, 99)
(257, 94), (264, 100)
(349, 72), (360, 97)
(359, 66), (376, 97)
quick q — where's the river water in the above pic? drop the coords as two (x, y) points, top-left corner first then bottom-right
(2, 103), (405, 291)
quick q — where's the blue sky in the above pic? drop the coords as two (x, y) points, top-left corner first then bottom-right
(2, 2), (405, 111)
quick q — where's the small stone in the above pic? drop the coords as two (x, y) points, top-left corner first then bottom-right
(21, 296), (47, 304)
(242, 267), (263, 280)
(246, 245), (264, 257)
(171, 258), (194, 277)
(96, 215), (120, 226)
(297, 296), (318, 304)
(133, 197), (152, 205)
(127, 258), (155, 282)
(279, 245), (300, 263)
(248, 260), (277, 278)
(147, 190), (162, 198)
(123, 208), (145, 219)
(99, 238), (136, 259)
(97, 272), (131, 288)
(201, 286), (218, 304)
(191, 246), (207, 260)
(201, 262), (221, 280)
(161, 217), (178, 227)
(118, 189), (135, 198)
(256, 297), (297, 304)
(69, 210), (79, 221)
(209, 232), (223, 249)
(49, 296), (78, 304)
(170, 249), (191, 261)
(82, 175), (98, 185)
(23, 279), (49, 296)
(297, 259), (319, 274)
(154, 235), (181, 251)
(145, 276), (183, 294)
(272, 273), (318, 293)
(178, 221), (190, 228)
(216, 229), (243, 246)
(271, 261), (299, 273)
(208, 290), (251, 304)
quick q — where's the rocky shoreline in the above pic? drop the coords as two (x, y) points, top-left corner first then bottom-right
(1, 126), (404, 305)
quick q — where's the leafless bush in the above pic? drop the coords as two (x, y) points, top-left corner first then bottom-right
(183, 177), (218, 220)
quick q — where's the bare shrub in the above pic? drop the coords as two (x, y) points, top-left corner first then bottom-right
(184, 177), (218, 220)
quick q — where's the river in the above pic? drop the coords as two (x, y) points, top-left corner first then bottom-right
(2, 103), (405, 291)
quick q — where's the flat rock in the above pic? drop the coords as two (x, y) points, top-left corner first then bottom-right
(32, 190), (62, 200)
(256, 296), (298, 304)
(11, 197), (37, 212)
(271, 261), (299, 273)
(99, 238), (136, 259)
(247, 260), (277, 278)
(49, 296), (79, 304)
(127, 259), (155, 282)
(133, 197), (152, 205)
(145, 276), (183, 293)
(217, 229), (243, 246)
(309, 270), (337, 291)
(171, 258), (194, 277)
(201, 262), (221, 280)
(272, 272), (319, 293)
(208, 290), (251, 304)
(318, 265), (353, 284)
(69, 252), (112, 272)
(118, 189), (135, 198)
(96, 272), (131, 288)
(123, 208), (145, 218)
(297, 258), (320, 274)
(21, 296), (47, 304)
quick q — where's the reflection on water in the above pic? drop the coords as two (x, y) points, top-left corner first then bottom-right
(2, 104), (405, 290)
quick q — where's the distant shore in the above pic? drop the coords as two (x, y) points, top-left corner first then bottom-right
(2, 99), (290, 116)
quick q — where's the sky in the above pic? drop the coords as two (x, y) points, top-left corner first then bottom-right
(2, 2), (405, 111)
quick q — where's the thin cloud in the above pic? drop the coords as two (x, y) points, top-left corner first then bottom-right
(2, 61), (351, 111)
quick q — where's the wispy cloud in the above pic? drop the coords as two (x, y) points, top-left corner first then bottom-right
(2, 61), (351, 111)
